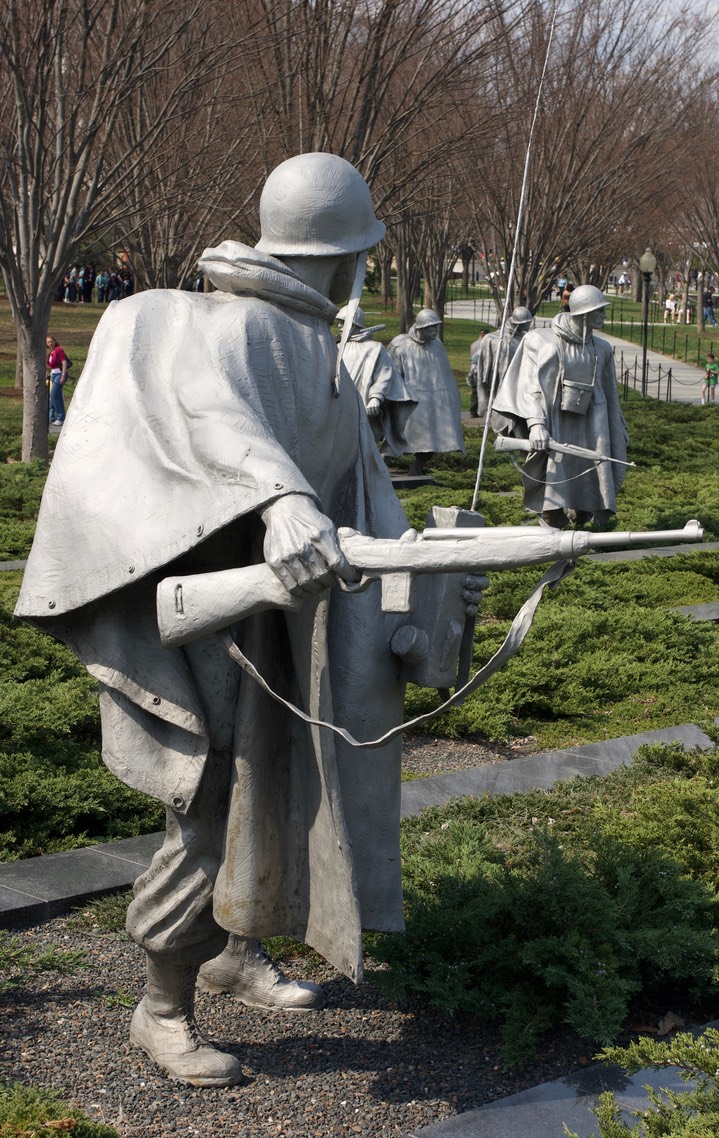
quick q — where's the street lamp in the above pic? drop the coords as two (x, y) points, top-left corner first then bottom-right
(639, 247), (657, 397)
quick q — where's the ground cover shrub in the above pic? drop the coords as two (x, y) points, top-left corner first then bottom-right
(565, 1028), (719, 1137)
(367, 743), (719, 1067)
(0, 402), (23, 464)
(0, 460), (47, 557)
(0, 574), (163, 860)
(67, 891), (132, 934)
(405, 554), (719, 747)
(0, 1082), (117, 1138)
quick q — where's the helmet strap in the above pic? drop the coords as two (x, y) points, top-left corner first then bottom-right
(334, 251), (367, 397)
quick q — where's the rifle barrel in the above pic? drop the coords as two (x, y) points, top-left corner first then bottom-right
(582, 520), (703, 548)
(423, 520), (704, 546)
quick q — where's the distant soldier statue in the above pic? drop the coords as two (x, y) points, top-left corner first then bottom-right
(466, 329), (487, 417)
(388, 308), (465, 475)
(473, 306), (533, 419)
(492, 285), (629, 528)
(335, 305), (416, 455)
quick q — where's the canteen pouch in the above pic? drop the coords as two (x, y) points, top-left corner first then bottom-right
(560, 378), (593, 414)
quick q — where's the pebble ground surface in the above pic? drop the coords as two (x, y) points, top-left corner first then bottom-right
(3, 736), (593, 1138)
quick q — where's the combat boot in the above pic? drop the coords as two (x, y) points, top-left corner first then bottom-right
(130, 952), (243, 1087)
(197, 935), (325, 1011)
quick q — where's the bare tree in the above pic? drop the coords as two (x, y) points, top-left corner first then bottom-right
(113, 31), (264, 291)
(465, 0), (706, 312)
(0, 0), (225, 460)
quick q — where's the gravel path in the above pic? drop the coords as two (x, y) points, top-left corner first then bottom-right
(4, 737), (586, 1138)
(3, 916), (590, 1138)
(401, 733), (536, 778)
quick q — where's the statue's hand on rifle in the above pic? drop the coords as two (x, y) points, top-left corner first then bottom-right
(462, 574), (489, 617)
(261, 493), (357, 597)
(528, 423), (550, 451)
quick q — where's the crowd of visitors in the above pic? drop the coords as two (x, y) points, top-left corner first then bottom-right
(55, 265), (134, 304)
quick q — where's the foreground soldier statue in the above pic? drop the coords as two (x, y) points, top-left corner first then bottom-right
(492, 285), (630, 528)
(388, 308), (465, 474)
(16, 153), (485, 1089)
(472, 306), (533, 419)
(334, 305), (416, 455)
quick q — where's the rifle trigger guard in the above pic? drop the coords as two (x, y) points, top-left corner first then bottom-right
(337, 573), (376, 596)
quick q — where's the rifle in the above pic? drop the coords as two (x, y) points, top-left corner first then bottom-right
(156, 519), (703, 651)
(494, 435), (636, 468)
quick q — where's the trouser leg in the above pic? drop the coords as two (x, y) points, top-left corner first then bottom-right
(540, 508), (569, 529)
(126, 744), (232, 963)
(408, 451), (434, 475)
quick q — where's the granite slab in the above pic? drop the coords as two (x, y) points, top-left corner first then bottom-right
(400, 722), (714, 817)
(0, 832), (164, 928)
(404, 1058), (694, 1138)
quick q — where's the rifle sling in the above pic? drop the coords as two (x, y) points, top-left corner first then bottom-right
(217, 558), (575, 750)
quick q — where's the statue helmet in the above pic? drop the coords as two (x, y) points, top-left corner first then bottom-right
(414, 308), (443, 328)
(336, 304), (365, 328)
(255, 153), (386, 257)
(509, 306), (533, 326)
(569, 284), (610, 316)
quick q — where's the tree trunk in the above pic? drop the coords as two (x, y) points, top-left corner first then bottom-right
(394, 230), (419, 333)
(380, 248), (393, 307)
(18, 314), (52, 462)
(697, 271), (704, 333)
(681, 263), (690, 326)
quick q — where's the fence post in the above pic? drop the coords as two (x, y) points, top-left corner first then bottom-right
(667, 367), (672, 401)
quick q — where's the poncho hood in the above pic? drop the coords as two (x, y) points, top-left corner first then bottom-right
(551, 311), (598, 345)
(199, 241), (338, 323)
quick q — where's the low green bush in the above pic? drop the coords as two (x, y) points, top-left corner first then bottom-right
(368, 743), (719, 1067)
(0, 1082), (117, 1138)
(0, 575), (163, 860)
(565, 1028), (719, 1137)
(405, 555), (719, 747)
(0, 460), (47, 557)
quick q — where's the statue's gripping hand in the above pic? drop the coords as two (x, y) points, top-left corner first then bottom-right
(261, 494), (357, 596)
(462, 574), (489, 617)
(528, 423), (550, 451)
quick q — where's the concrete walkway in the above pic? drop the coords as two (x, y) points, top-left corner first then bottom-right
(445, 298), (707, 404)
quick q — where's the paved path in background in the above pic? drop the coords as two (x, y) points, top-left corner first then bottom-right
(445, 298), (707, 404)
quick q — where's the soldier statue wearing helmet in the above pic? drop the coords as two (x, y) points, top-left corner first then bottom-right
(388, 307), (465, 475)
(17, 152), (483, 1086)
(471, 306), (534, 420)
(492, 285), (629, 528)
(334, 305), (417, 454)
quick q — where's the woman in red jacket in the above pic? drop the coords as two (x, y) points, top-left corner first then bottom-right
(46, 335), (68, 424)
